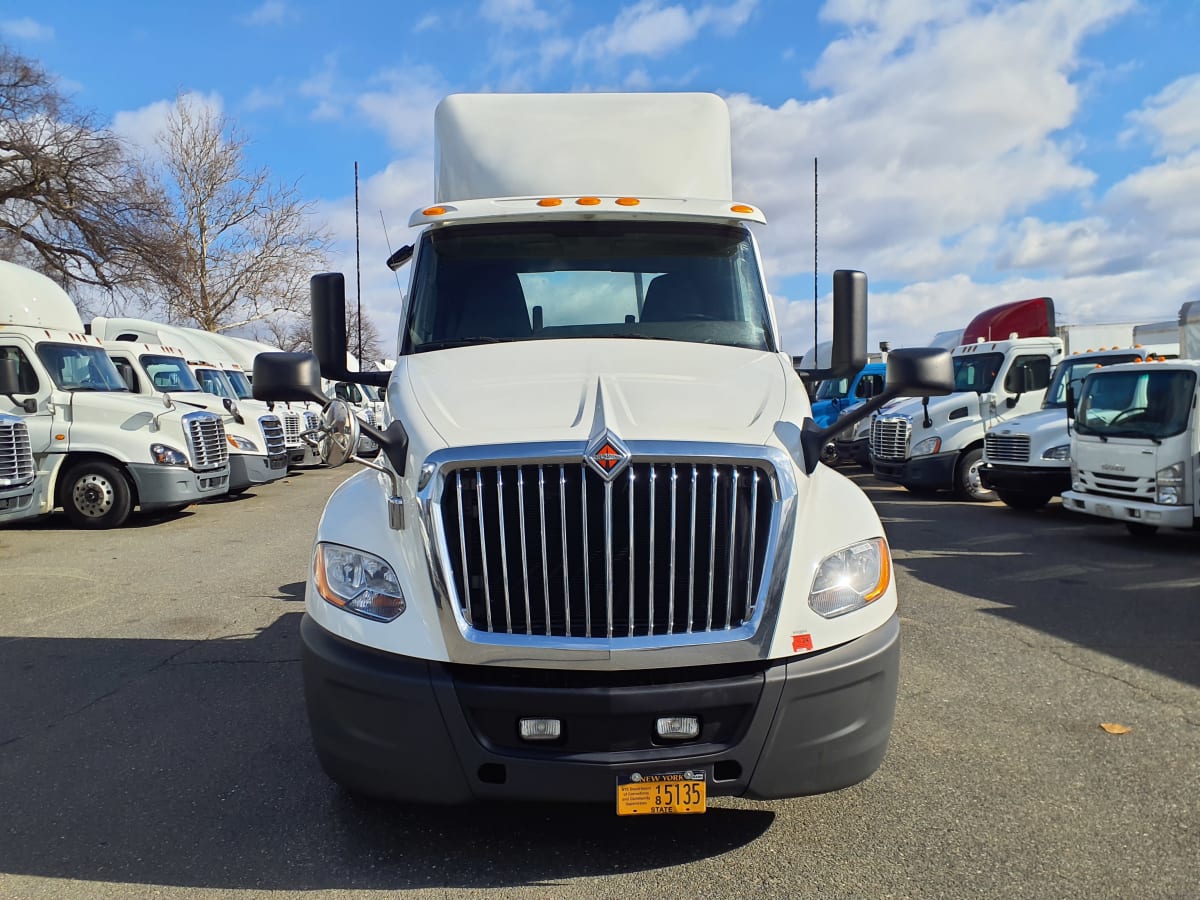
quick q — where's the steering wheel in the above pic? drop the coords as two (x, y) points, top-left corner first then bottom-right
(1109, 407), (1148, 425)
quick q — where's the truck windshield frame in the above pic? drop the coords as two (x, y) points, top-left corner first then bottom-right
(1075, 369), (1196, 440)
(140, 354), (203, 393)
(36, 343), (129, 392)
(1043, 353), (1141, 409)
(223, 369), (253, 400)
(951, 352), (1004, 394)
(403, 221), (776, 355)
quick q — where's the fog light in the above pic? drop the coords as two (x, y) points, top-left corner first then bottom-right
(518, 718), (562, 741)
(655, 716), (700, 740)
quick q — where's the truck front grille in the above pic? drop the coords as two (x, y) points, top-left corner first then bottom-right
(0, 419), (35, 488)
(440, 460), (776, 639)
(984, 432), (1031, 463)
(1076, 469), (1155, 501)
(871, 418), (911, 461)
(259, 415), (286, 456)
(303, 410), (320, 432)
(183, 412), (228, 471)
(282, 410), (303, 448)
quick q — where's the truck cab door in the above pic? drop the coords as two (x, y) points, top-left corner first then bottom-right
(999, 354), (1053, 420)
(0, 343), (56, 456)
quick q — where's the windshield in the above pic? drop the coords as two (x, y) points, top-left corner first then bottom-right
(815, 377), (851, 401)
(1076, 369), (1195, 440)
(223, 370), (253, 400)
(951, 352), (1004, 393)
(194, 366), (235, 400)
(334, 382), (363, 404)
(36, 343), (128, 392)
(140, 354), (202, 393)
(404, 221), (775, 354)
(1043, 354), (1141, 409)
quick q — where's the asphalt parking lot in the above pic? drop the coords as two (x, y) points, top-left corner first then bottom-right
(1, 465), (1197, 899)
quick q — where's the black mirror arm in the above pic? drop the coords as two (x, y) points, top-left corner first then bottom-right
(798, 386), (904, 474)
(360, 419), (410, 476)
(5, 393), (37, 414)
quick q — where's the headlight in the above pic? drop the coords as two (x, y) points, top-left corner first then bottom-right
(1041, 444), (1071, 461)
(808, 538), (891, 619)
(313, 543), (406, 622)
(150, 443), (188, 466)
(1071, 460), (1081, 491)
(911, 436), (941, 457)
(226, 434), (259, 452)
(1157, 462), (1186, 506)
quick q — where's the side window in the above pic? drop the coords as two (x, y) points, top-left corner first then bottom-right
(111, 359), (139, 392)
(0, 345), (41, 394)
(1005, 355), (1052, 394)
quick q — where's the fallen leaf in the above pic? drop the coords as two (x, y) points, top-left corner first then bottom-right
(1100, 722), (1132, 735)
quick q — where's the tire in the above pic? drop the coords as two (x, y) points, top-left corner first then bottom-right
(954, 448), (997, 502)
(1125, 522), (1158, 538)
(996, 490), (1051, 510)
(61, 461), (134, 529)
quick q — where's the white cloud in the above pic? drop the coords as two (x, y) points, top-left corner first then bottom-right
(241, 1), (288, 26)
(578, 0), (759, 60)
(413, 13), (441, 32)
(480, 0), (554, 31)
(0, 17), (53, 40)
(355, 67), (448, 153)
(242, 86), (284, 112)
(1124, 74), (1200, 156)
(111, 91), (224, 159)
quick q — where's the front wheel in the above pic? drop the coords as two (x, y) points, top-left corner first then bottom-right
(61, 461), (134, 529)
(1125, 522), (1159, 538)
(996, 490), (1051, 510)
(954, 449), (997, 502)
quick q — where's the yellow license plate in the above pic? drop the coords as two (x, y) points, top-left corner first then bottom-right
(616, 771), (707, 816)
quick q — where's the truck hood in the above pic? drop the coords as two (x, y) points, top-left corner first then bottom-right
(404, 340), (788, 447)
(987, 407), (1069, 442)
(875, 392), (980, 426)
(1072, 437), (1162, 480)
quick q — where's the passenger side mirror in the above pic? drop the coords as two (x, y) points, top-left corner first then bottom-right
(0, 358), (36, 413)
(318, 399), (360, 468)
(253, 352), (329, 406)
(795, 270), (868, 381)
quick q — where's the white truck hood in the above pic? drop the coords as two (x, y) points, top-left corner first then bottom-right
(405, 340), (788, 447)
(876, 392), (980, 427)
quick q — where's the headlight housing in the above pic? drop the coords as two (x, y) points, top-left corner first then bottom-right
(808, 538), (891, 618)
(1156, 462), (1186, 506)
(150, 443), (188, 466)
(1041, 444), (1071, 461)
(911, 436), (941, 457)
(226, 434), (259, 452)
(313, 543), (406, 621)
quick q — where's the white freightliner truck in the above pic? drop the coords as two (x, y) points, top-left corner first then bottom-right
(871, 298), (1062, 501)
(0, 406), (44, 526)
(252, 93), (954, 812)
(99, 338), (289, 493)
(1061, 301), (1200, 536)
(0, 262), (231, 527)
(979, 342), (1178, 509)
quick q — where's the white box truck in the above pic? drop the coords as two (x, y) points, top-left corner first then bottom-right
(0, 262), (231, 527)
(251, 92), (954, 812)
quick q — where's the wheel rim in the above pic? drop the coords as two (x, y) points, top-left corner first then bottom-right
(72, 473), (116, 518)
(965, 459), (994, 500)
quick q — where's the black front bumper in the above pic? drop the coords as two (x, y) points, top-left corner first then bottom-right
(873, 452), (957, 490)
(835, 437), (870, 465)
(979, 463), (1069, 496)
(301, 613), (900, 805)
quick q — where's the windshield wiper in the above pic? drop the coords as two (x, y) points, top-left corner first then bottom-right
(414, 337), (517, 352)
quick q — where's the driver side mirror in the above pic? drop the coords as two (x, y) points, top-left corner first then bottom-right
(0, 358), (37, 413)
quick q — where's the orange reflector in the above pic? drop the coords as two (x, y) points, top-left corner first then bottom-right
(576, 197), (601, 206)
(55, 434), (66, 441)
(730, 204), (755, 214)
(792, 633), (813, 653)
(537, 198), (562, 207)
(422, 206), (448, 216)
(615, 197), (640, 206)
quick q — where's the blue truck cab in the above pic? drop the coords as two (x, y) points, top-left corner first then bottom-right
(812, 363), (887, 427)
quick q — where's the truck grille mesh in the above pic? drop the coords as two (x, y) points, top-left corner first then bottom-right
(1076, 469), (1155, 501)
(984, 432), (1031, 463)
(0, 419), (35, 488)
(259, 415), (285, 456)
(871, 418), (911, 461)
(440, 461), (775, 639)
(183, 412), (228, 471)
(282, 411), (302, 447)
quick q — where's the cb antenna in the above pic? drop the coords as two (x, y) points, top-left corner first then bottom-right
(813, 156), (819, 357)
(354, 161), (363, 366)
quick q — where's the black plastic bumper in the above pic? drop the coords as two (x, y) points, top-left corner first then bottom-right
(300, 613), (900, 805)
(229, 452), (289, 492)
(873, 452), (957, 490)
(979, 463), (1068, 496)
(126, 463), (230, 511)
(835, 438), (869, 465)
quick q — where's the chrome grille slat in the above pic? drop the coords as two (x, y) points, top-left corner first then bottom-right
(282, 411), (303, 448)
(258, 415), (285, 457)
(871, 418), (911, 461)
(441, 460), (774, 640)
(985, 432), (1031, 464)
(182, 412), (228, 471)
(0, 420), (35, 488)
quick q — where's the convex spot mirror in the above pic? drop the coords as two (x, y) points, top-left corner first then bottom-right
(884, 347), (955, 397)
(319, 399), (360, 468)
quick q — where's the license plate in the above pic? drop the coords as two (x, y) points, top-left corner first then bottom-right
(1096, 503), (1113, 517)
(616, 771), (706, 816)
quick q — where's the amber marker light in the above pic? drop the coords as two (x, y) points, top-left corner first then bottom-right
(422, 206), (448, 216)
(863, 538), (892, 603)
(537, 198), (563, 207)
(576, 196), (601, 206)
(730, 204), (755, 213)
(615, 197), (640, 206)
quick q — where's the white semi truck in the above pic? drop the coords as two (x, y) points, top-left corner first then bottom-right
(0, 405), (44, 526)
(0, 262), (231, 527)
(251, 92), (954, 812)
(979, 343), (1177, 509)
(1061, 302), (1200, 536)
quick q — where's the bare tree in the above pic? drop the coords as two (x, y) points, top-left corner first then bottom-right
(145, 96), (332, 332)
(0, 44), (171, 288)
(259, 306), (385, 367)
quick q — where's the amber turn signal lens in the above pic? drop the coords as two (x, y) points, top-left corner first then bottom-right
(537, 198), (563, 207)
(576, 197), (601, 206)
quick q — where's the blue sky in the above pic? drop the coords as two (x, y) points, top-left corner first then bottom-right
(5, 0), (1200, 353)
